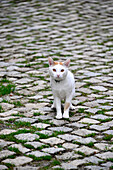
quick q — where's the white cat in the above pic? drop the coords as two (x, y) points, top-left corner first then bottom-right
(48, 57), (75, 119)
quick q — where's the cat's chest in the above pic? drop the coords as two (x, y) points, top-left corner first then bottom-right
(51, 81), (70, 98)
(53, 86), (67, 99)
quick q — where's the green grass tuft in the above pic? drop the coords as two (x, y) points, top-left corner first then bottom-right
(86, 142), (94, 147)
(0, 105), (3, 113)
(76, 151), (85, 156)
(14, 121), (31, 128)
(103, 134), (113, 141)
(85, 133), (96, 137)
(8, 146), (21, 155)
(13, 101), (24, 107)
(52, 160), (61, 166)
(28, 154), (52, 161)
(0, 83), (15, 96)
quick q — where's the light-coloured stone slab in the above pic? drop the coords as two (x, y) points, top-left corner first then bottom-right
(96, 152), (113, 159)
(58, 134), (78, 142)
(79, 118), (100, 124)
(72, 129), (98, 136)
(15, 133), (39, 141)
(27, 151), (50, 157)
(10, 144), (30, 153)
(84, 156), (102, 164)
(1, 103), (14, 111)
(15, 78), (33, 84)
(91, 114), (109, 120)
(105, 111), (113, 116)
(25, 141), (44, 149)
(0, 129), (16, 135)
(90, 124), (109, 131)
(84, 165), (105, 170)
(13, 166), (38, 170)
(62, 143), (79, 150)
(74, 136), (96, 144)
(76, 146), (99, 155)
(101, 162), (113, 168)
(25, 103), (48, 110)
(31, 123), (50, 129)
(94, 143), (113, 151)
(42, 147), (65, 154)
(0, 110), (18, 117)
(67, 122), (87, 128)
(56, 151), (82, 160)
(102, 120), (113, 128)
(48, 126), (72, 132)
(0, 150), (15, 159)
(16, 118), (37, 123)
(2, 156), (32, 166)
(90, 86), (107, 91)
(61, 159), (86, 170)
(0, 139), (14, 148)
(36, 130), (53, 136)
(103, 130), (113, 135)
(0, 165), (8, 170)
(40, 137), (64, 146)
(0, 116), (17, 121)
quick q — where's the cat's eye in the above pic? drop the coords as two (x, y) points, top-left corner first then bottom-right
(61, 69), (64, 72)
(53, 69), (56, 72)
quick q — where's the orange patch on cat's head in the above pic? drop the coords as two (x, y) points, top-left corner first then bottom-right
(53, 61), (63, 66)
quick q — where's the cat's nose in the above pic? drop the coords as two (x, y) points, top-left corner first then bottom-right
(57, 74), (60, 78)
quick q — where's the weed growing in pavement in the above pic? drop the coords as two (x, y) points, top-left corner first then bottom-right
(28, 154), (52, 161)
(0, 129), (34, 143)
(0, 105), (3, 113)
(36, 132), (49, 139)
(85, 133), (96, 137)
(8, 146), (21, 155)
(51, 159), (61, 166)
(98, 118), (112, 123)
(103, 134), (113, 141)
(33, 112), (42, 116)
(4, 163), (15, 169)
(107, 158), (113, 162)
(0, 79), (15, 96)
(76, 151), (85, 157)
(13, 101), (24, 107)
(14, 121), (31, 128)
(78, 108), (85, 113)
(51, 131), (65, 137)
(86, 142), (94, 147)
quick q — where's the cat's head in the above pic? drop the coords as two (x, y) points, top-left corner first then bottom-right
(48, 57), (70, 81)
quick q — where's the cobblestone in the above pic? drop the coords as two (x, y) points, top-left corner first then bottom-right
(2, 156), (33, 166)
(0, 150), (15, 159)
(0, 0), (113, 169)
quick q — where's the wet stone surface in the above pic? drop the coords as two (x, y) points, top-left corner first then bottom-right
(0, 0), (113, 169)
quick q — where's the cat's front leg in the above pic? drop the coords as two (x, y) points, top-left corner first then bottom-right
(63, 102), (70, 118)
(63, 94), (73, 118)
(55, 97), (62, 119)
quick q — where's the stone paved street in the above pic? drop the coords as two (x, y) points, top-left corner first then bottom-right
(0, 0), (113, 169)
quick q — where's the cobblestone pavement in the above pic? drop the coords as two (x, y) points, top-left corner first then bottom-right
(0, 0), (113, 169)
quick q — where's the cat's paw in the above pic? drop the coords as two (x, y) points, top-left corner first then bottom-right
(63, 113), (69, 119)
(56, 115), (62, 119)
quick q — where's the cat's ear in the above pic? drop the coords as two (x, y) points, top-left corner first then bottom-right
(64, 59), (70, 67)
(48, 57), (54, 66)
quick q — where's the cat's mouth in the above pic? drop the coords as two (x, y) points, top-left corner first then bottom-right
(55, 77), (64, 82)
